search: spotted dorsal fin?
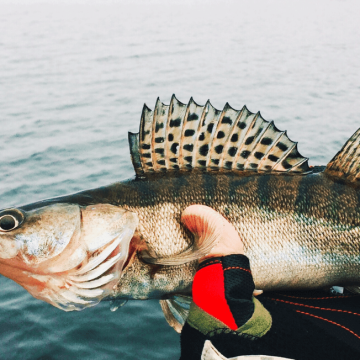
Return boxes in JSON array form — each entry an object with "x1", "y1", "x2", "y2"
[
  {"x1": 129, "y1": 95, "x2": 311, "y2": 177},
  {"x1": 325, "y1": 128, "x2": 360, "y2": 184}
]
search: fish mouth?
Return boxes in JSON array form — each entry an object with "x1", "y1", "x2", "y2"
[{"x1": 17, "y1": 204, "x2": 139, "y2": 311}]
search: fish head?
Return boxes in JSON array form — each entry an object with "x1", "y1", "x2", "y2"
[{"x1": 0, "y1": 203, "x2": 138, "y2": 311}]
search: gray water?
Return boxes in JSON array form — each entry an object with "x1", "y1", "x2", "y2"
[{"x1": 0, "y1": 0, "x2": 359, "y2": 359}]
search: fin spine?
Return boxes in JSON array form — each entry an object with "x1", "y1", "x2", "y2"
[
  {"x1": 128, "y1": 132, "x2": 144, "y2": 177},
  {"x1": 139, "y1": 104, "x2": 155, "y2": 173}
]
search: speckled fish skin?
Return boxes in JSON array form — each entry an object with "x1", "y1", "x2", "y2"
[
  {"x1": 113, "y1": 171, "x2": 360, "y2": 299},
  {"x1": 26, "y1": 168, "x2": 359, "y2": 300}
]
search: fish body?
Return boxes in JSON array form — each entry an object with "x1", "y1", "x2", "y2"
[
  {"x1": 67, "y1": 169, "x2": 360, "y2": 300},
  {"x1": 1, "y1": 96, "x2": 360, "y2": 327}
]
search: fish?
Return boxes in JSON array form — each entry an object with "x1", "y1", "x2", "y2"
[{"x1": 1, "y1": 95, "x2": 360, "y2": 332}]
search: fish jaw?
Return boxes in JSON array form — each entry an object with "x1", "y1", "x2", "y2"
[{"x1": 0, "y1": 203, "x2": 139, "y2": 311}]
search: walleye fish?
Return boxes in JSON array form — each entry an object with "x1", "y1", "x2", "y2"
[{"x1": 1, "y1": 95, "x2": 360, "y2": 332}]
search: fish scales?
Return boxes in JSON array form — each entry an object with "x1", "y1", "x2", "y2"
[
  {"x1": 77, "y1": 170, "x2": 360, "y2": 299},
  {"x1": 1, "y1": 96, "x2": 360, "y2": 324}
]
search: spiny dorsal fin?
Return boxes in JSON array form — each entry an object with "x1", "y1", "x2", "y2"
[
  {"x1": 129, "y1": 95, "x2": 311, "y2": 177},
  {"x1": 325, "y1": 128, "x2": 360, "y2": 184}
]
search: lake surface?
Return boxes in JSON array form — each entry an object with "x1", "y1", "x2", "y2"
[{"x1": 0, "y1": 0, "x2": 359, "y2": 359}]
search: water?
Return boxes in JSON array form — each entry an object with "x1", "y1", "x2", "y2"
[{"x1": 0, "y1": 0, "x2": 359, "y2": 358}]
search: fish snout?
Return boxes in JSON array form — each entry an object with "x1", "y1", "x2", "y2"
[{"x1": 0, "y1": 204, "x2": 80, "y2": 268}]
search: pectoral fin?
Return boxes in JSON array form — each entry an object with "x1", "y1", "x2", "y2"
[
  {"x1": 141, "y1": 205, "x2": 225, "y2": 265},
  {"x1": 160, "y1": 295, "x2": 192, "y2": 333}
]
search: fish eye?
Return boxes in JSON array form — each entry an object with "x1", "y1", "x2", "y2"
[
  {"x1": 0, "y1": 209, "x2": 24, "y2": 232},
  {"x1": 0, "y1": 215, "x2": 18, "y2": 231}
]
